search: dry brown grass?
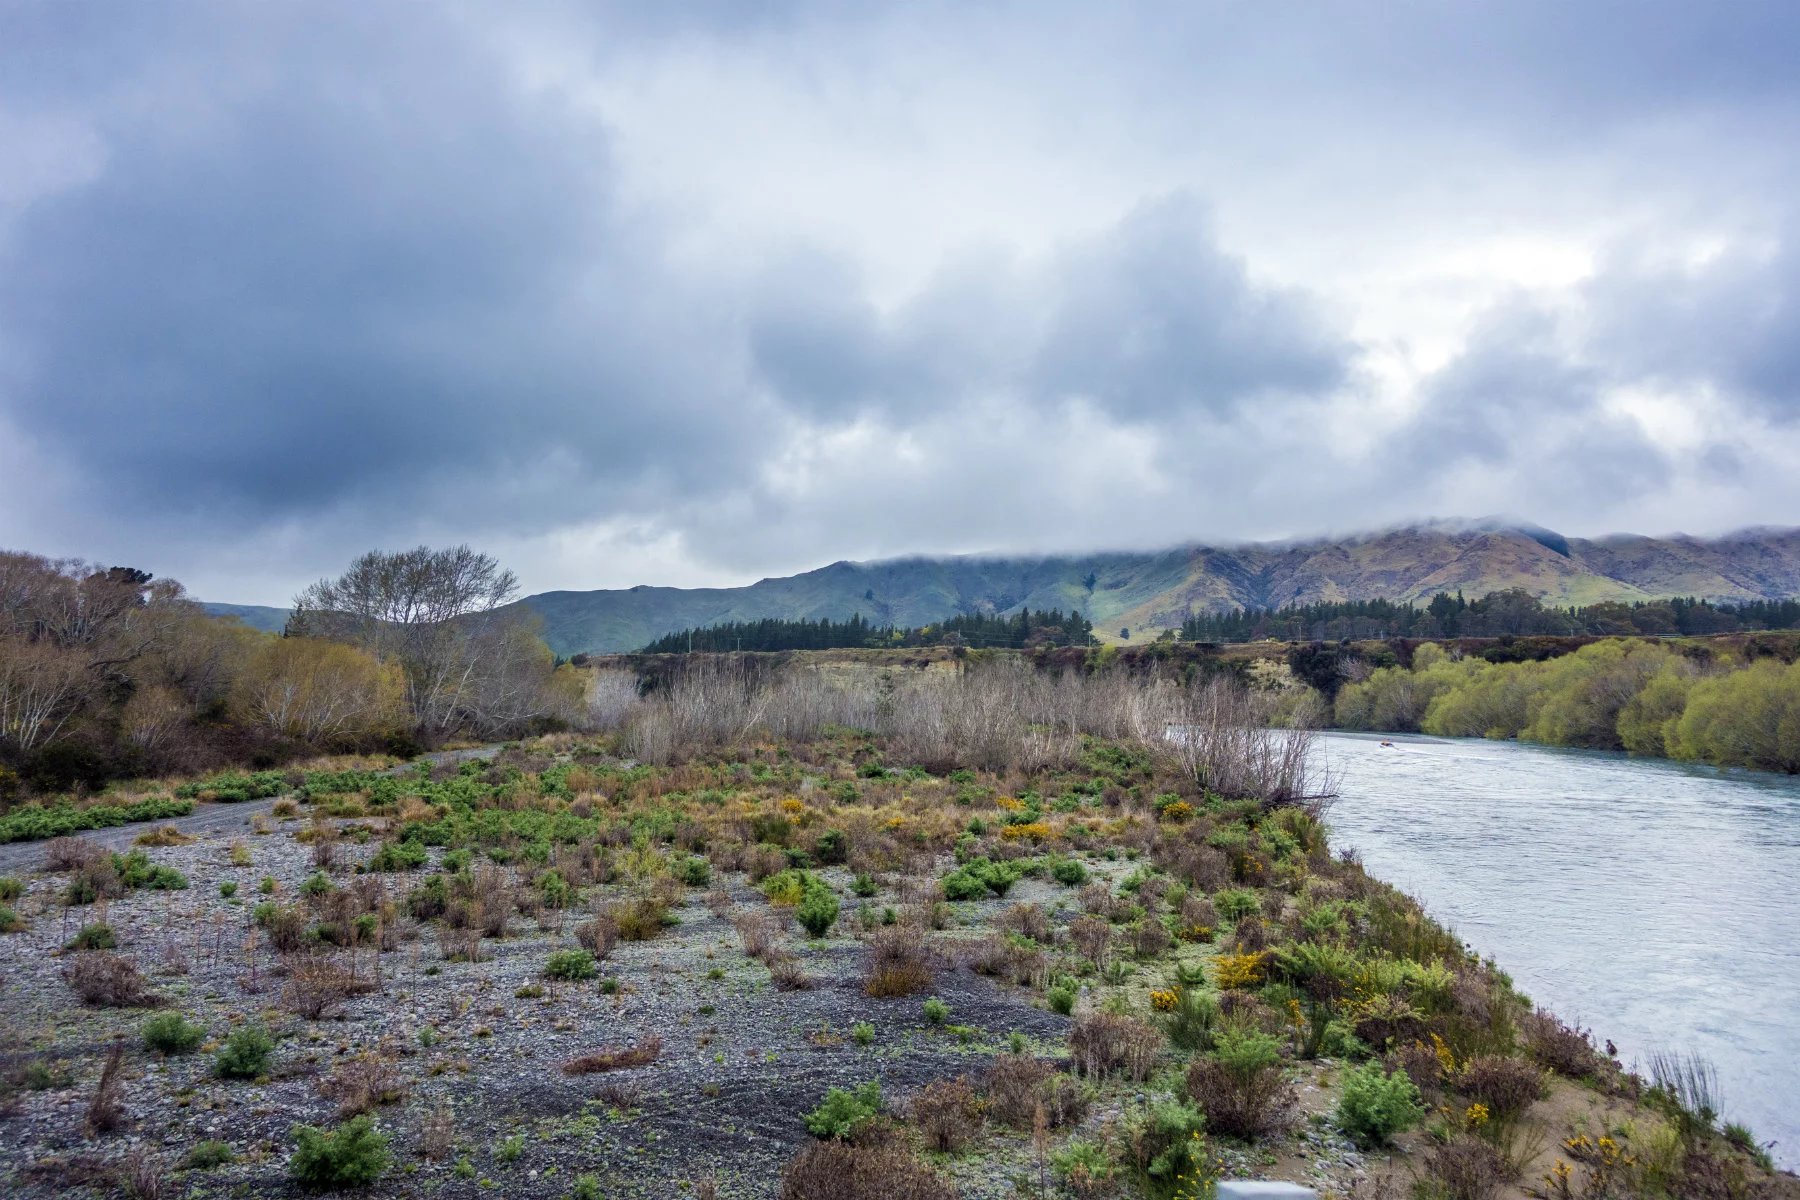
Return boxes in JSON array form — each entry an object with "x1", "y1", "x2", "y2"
[
  {"x1": 562, "y1": 1034, "x2": 663, "y2": 1075},
  {"x1": 319, "y1": 1048, "x2": 408, "y2": 1117},
  {"x1": 573, "y1": 912, "x2": 619, "y2": 960},
  {"x1": 281, "y1": 956, "x2": 375, "y2": 1020},
  {"x1": 64, "y1": 952, "x2": 160, "y2": 1008},
  {"x1": 1184, "y1": 1051, "x2": 1296, "y2": 1141},
  {"x1": 132, "y1": 825, "x2": 193, "y2": 847},
  {"x1": 766, "y1": 950, "x2": 812, "y2": 991},
  {"x1": 908, "y1": 1076, "x2": 983, "y2": 1152},
  {"x1": 733, "y1": 910, "x2": 782, "y2": 960},
  {"x1": 46, "y1": 835, "x2": 105, "y2": 871},
  {"x1": 779, "y1": 1129, "x2": 957, "y2": 1200},
  {"x1": 1067, "y1": 1012, "x2": 1160, "y2": 1081},
  {"x1": 979, "y1": 1054, "x2": 1086, "y2": 1131},
  {"x1": 86, "y1": 1042, "x2": 128, "y2": 1133},
  {"x1": 863, "y1": 926, "x2": 934, "y2": 997}
]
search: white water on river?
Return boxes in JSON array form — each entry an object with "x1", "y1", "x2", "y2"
[{"x1": 1321, "y1": 732, "x2": 1800, "y2": 1168}]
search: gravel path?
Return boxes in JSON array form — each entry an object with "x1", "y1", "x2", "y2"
[{"x1": 0, "y1": 746, "x2": 500, "y2": 875}]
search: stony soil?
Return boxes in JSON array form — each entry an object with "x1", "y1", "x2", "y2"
[{"x1": 0, "y1": 789, "x2": 1396, "y2": 1199}]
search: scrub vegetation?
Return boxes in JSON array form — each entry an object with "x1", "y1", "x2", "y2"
[
  {"x1": 0, "y1": 547, "x2": 586, "y2": 808},
  {"x1": 1334, "y1": 639, "x2": 1800, "y2": 772},
  {"x1": 0, "y1": 655, "x2": 1789, "y2": 1199}
]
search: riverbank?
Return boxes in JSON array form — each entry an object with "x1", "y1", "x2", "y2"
[
  {"x1": 1324, "y1": 731, "x2": 1800, "y2": 1171},
  {"x1": 1, "y1": 731, "x2": 1792, "y2": 1199}
]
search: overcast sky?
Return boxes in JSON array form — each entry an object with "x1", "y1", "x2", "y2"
[{"x1": 2, "y1": 2, "x2": 1797, "y2": 604}]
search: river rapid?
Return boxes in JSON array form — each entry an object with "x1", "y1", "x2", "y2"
[{"x1": 1320, "y1": 732, "x2": 1800, "y2": 1168}]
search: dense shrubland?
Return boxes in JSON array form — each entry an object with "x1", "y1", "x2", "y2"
[
  {"x1": 1335, "y1": 639, "x2": 1800, "y2": 771},
  {"x1": 0, "y1": 547, "x2": 583, "y2": 800}
]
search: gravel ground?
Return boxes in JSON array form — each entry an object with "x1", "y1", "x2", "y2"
[{"x1": 0, "y1": 809, "x2": 1100, "y2": 1199}]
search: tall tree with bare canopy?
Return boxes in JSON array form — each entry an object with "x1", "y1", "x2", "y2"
[{"x1": 290, "y1": 546, "x2": 554, "y2": 738}]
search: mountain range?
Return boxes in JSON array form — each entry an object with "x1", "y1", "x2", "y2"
[{"x1": 204, "y1": 521, "x2": 1800, "y2": 657}]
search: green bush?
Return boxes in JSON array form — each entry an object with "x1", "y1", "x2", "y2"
[
  {"x1": 1161, "y1": 986, "x2": 1221, "y2": 1052},
  {"x1": 142, "y1": 1011, "x2": 205, "y2": 1054},
  {"x1": 219, "y1": 880, "x2": 238, "y2": 898},
  {"x1": 367, "y1": 840, "x2": 428, "y2": 872},
  {"x1": 68, "y1": 922, "x2": 116, "y2": 950},
  {"x1": 544, "y1": 949, "x2": 598, "y2": 981},
  {"x1": 537, "y1": 869, "x2": 572, "y2": 909},
  {"x1": 796, "y1": 884, "x2": 840, "y2": 938},
  {"x1": 1212, "y1": 888, "x2": 1260, "y2": 921},
  {"x1": 760, "y1": 868, "x2": 813, "y2": 905},
  {"x1": 803, "y1": 1080, "x2": 883, "y2": 1140},
  {"x1": 922, "y1": 996, "x2": 949, "y2": 1024},
  {"x1": 851, "y1": 872, "x2": 878, "y2": 898},
  {"x1": 290, "y1": 1114, "x2": 390, "y2": 1189},
  {"x1": 215, "y1": 1023, "x2": 275, "y2": 1079},
  {"x1": 1122, "y1": 1095, "x2": 1210, "y2": 1198},
  {"x1": 0, "y1": 904, "x2": 22, "y2": 933},
  {"x1": 942, "y1": 856, "x2": 1026, "y2": 901},
  {"x1": 677, "y1": 855, "x2": 711, "y2": 887},
  {"x1": 1047, "y1": 982, "x2": 1078, "y2": 1015},
  {"x1": 1053, "y1": 1139, "x2": 1117, "y2": 1191},
  {"x1": 1336, "y1": 1060, "x2": 1425, "y2": 1148},
  {"x1": 112, "y1": 849, "x2": 187, "y2": 890},
  {"x1": 852, "y1": 1021, "x2": 875, "y2": 1046},
  {"x1": 182, "y1": 1140, "x2": 236, "y2": 1169},
  {"x1": 0, "y1": 795, "x2": 193, "y2": 844},
  {"x1": 0, "y1": 876, "x2": 22, "y2": 902},
  {"x1": 814, "y1": 828, "x2": 848, "y2": 865},
  {"x1": 941, "y1": 867, "x2": 989, "y2": 901},
  {"x1": 1050, "y1": 858, "x2": 1089, "y2": 886}
]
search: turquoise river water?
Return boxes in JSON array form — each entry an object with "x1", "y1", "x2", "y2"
[{"x1": 1320, "y1": 732, "x2": 1800, "y2": 1168}]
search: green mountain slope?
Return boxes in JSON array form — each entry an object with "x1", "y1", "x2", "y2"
[
  {"x1": 203, "y1": 522, "x2": 1800, "y2": 657},
  {"x1": 512, "y1": 522, "x2": 1800, "y2": 656}
]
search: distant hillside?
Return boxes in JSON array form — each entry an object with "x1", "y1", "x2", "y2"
[
  {"x1": 202, "y1": 522, "x2": 1800, "y2": 657},
  {"x1": 510, "y1": 522, "x2": 1800, "y2": 656},
  {"x1": 201, "y1": 602, "x2": 289, "y2": 633}
]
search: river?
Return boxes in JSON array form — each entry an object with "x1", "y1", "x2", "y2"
[{"x1": 1320, "y1": 732, "x2": 1800, "y2": 1168}]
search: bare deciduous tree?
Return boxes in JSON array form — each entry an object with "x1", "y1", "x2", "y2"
[{"x1": 291, "y1": 545, "x2": 563, "y2": 738}]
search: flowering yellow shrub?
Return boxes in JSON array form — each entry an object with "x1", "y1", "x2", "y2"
[
  {"x1": 1159, "y1": 800, "x2": 1195, "y2": 821},
  {"x1": 1178, "y1": 924, "x2": 1214, "y2": 943},
  {"x1": 1430, "y1": 1032, "x2": 1458, "y2": 1078},
  {"x1": 1212, "y1": 950, "x2": 1266, "y2": 989},
  {"x1": 780, "y1": 797, "x2": 805, "y2": 815},
  {"x1": 995, "y1": 796, "x2": 1025, "y2": 812},
  {"x1": 999, "y1": 821, "x2": 1054, "y2": 842},
  {"x1": 1150, "y1": 988, "x2": 1179, "y2": 1012}
]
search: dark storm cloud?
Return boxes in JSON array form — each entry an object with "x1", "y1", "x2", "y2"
[
  {"x1": 1030, "y1": 197, "x2": 1346, "y2": 418},
  {"x1": 1398, "y1": 299, "x2": 1675, "y2": 509},
  {"x1": 0, "y1": 4, "x2": 773, "y2": 530},
  {"x1": 1579, "y1": 238, "x2": 1800, "y2": 420},
  {"x1": 747, "y1": 196, "x2": 1347, "y2": 424}
]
